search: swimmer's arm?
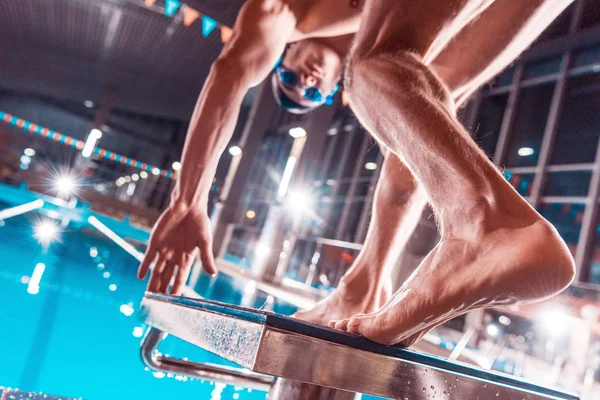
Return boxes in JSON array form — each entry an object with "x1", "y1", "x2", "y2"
[{"x1": 172, "y1": 0, "x2": 296, "y2": 209}]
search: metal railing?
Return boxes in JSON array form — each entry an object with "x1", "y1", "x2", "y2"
[{"x1": 140, "y1": 328, "x2": 274, "y2": 391}]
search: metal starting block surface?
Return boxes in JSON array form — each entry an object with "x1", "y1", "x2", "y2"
[{"x1": 141, "y1": 293, "x2": 578, "y2": 400}]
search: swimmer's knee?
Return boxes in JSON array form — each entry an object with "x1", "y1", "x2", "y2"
[{"x1": 346, "y1": 50, "x2": 454, "y2": 113}]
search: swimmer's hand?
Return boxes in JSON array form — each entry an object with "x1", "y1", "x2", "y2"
[{"x1": 138, "y1": 201, "x2": 216, "y2": 295}]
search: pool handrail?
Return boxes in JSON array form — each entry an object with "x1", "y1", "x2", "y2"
[{"x1": 140, "y1": 328, "x2": 274, "y2": 391}]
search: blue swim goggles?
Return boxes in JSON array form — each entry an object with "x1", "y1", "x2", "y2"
[{"x1": 275, "y1": 66, "x2": 339, "y2": 105}]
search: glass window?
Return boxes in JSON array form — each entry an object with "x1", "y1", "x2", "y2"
[
  {"x1": 340, "y1": 132, "x2": 366, "y2": 178},
  {"x1": 589, "y1": 222, "x2": 600, "y2": 284},
  {"x1": 542, "y1": 171, "x2": 592, "y2": 196},
  {"x1": 360, "y1": 141, "x2": 381, "y2": 177},
  {"x1": 581, "y1": 0, "x2": 600, "y2": 30},
  {"x1": 505, "y1": 83, "x2": 556, "y2": 167},
  {"x1": 551, "y1": 73, "x2": 600, "y2": 164},
  {"x1": 536, "y1": 4, "x2": 573, "y2": 42},
  {"x1": 341, "y1": 201, "x2": 366, "y2": 242},
  {"x1": 538, "y1": 202, "x2": 585, "y2": 257},
  {"x1": 506, "y1": 172, "x2": 535, "y2": 197},
  {"x1": 356, "y1": 179, "x2": 376, "y2": 197},
  {"x1": 493, "y1": 67, "x2": 515, "y2": 88},
  {"x1": 473, "y1": 94, "x2": 509, "y2": 159},
  {"x1": 572, "y1": 46, "x2": 600, "y2": 70},
  {"x1": 523, "y1": 58, "x2": 561, "y2": 80}
]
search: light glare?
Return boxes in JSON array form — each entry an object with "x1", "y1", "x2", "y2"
[
  {"x1": 133, "y1": 326, "x2": 144, "y2": 337},
  {"x1": 82, "y1": 129, "x2": 103, "y2": 158},
  {"x1": 277, "y1": 156, "x2": 297, "y2": 197},
  {"x1": 152, "y1": 167, "x2": 161, "y2": 176},
  {"x1": 172, "y1": 161, "x2": 182, "y2": 171},
  {"x1": 140, "y1": 171, "x2": 148, "y2": 179},
  {"x1": 518, "y1": 147, "x2": 534, "y2": 157},
  {"x1": 120, "y1": 303, "x2": 134, "y2": 317},
  {"x1": 109, "y1": 284, "x2": 117, "y2": 291},
  {"x1": 246, "y1": 210, "x2": 256, "y2": 219},
  {"x1": 228, "y1": 146, "x2": 242, "y2": 157},
  {"x1": 55, "y1": 174, "x2": 77, "y2": 196},
  {"x1": 289, "y1": 127, "x2": 307, "y2": 138},
  {"x1": 35, "y1": 221, "x2": 59, "y2": 244},
  {"x1": 24, "y1": 148, "x2": 36, "y2": 157},
  {"x1": 486, "y1": 324, "x2": 500, "y2": 337},
  {"x1": 365, "y1": 162, "x2": 378, "y2": 170}
]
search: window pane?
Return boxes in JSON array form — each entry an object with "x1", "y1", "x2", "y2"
[
  {"x1": 356, "y1": 179, "x2": 375, "y2": 197},
  {"x1": 506, "y1": 172, "x2": 535, "y2": 196},
  {"x1": 589, "y1": 222, "x2": 600, "y2": 284},
  {"x1": 582, "y1": 0, "x2": 600, "y2": 30},
  {"x1": 523, "y1": 58, "x2": 561, "y2": 80},
  {"x1": 360, "y1": 141, "x2": 380, "y2": 177},
  {"x1": 538, "y1": 203, "x2": 585, "y2": 257},
  {"x1": 340, "y1": 132, "x2": 365, "y2": 178},
  {"x1": 342, "y1": 201, "x2": 366, "y2": 242},
  {"x1": 551, "y1": 73, "x2": 600, "y2": 164},
  {"x1": 505, "y1": 83, "x2": 555, "y2": 167},
  {"x1": 572, "y1": 46, "x2": 600, "y2": 69},
  {"x1": 542, "y1": 171, "x2": 592, "y2": 196},
  {"x1": 493, "y1": 67, "x2": 515, "y2": 88},
  {"x1": 473, "y1": 94, "x2": 509, "y2": 159}
]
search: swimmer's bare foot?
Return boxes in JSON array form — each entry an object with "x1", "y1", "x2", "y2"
[
  {"x1": 293, "y1": 266, "x2": 392, "y2": 326},
  {"x1": 330, "y1": 211, "x2": 575, "y2": 346}
]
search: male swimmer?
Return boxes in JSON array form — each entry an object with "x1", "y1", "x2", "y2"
[{"x1": 138, "y1": 0, "x2": 576, "y2": 347}]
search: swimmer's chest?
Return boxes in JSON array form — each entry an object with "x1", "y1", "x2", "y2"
[{"x1": 292, "y1": 0, "x2": 364, "y2": 39}]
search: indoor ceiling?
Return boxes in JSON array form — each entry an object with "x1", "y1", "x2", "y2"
[{"x1": 0, "y1": 0, "x2": 246, "y2": 120}]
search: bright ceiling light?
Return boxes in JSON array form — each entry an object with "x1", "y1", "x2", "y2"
[
  {"x1": 24, "y1": 148, "x2": 36, "y2": 157},
  {"x1": 365, "y1": 162, "x2": 377, "y2": 171},
  {"x1": 499, "y1": 315, "x2": 511, "y2": 326},
  {"x1": 285, "y1": 189, "x2": 311, "y2": 214},
  {"x1": 289, "y1": 127, "x2": 307, "y2": 139},
  {"x1": 34, "y1": 221, "x2": 59, "y2": 244},
  {"x1": 82, "y1": 129, "x2": 102, "y2": 158},
  {"x1": 84, "y1": 100, "x2": 95, "y2": 108},
  {"x1": 109, "y1": 284, "x2": 117, "y2": 291},
  {"x1": 228, "y1": 146, "x2": 242, "y2": 157},
  {"x1": 140, "y1": 171, "x2": 148, "y2": 179},
  {"x1": 245, "y1": 210, "x2": 256, "y2": 219},
  {"x1": 131, "y1": 174, "x2": 139, "y2": 182},
  {"x1": 539, "y1": 309, "x2": 570, "y2": 337},
  {"x1": 20, "y1": 155, "x2": 31, "y2": 165},
  {"x1": 172, "y1": 161, "x2": 182, "y2": 171},
  {"x1": 518, "y1": 147, "x2": 534, "y2": 157},
  {"x1": 152, "y1": 167, "x2": 161, "y2": 176}
]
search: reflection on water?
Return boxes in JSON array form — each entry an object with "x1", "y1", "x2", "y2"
[{"x1": 0, "y1": 208, "x2": 276, "y2": 399}]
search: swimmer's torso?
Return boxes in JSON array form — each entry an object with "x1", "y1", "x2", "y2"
[{"x1": 288, "y1": 0, "x2": 364, "y2": 40}]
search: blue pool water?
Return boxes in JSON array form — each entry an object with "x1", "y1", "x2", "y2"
[{"x1": 0, "y1": 208, "x2": 383, "y2": 399}]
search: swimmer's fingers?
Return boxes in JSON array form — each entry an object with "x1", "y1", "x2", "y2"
[
  {"x1": 198, "y1": 234, "x2": 217, "y2": 276},
  {"x1": 138, "y1": 242, "x2": 158, "y2": 279},
  {"x1": 159, "y1": 261, "x2": 176, "y2": 293},
  {"x1": 170, "y1": 252, "x2": 194, "y2": 295},
  {"x1": 147, "y1": 255, "x2": 167, "y2": 292}
]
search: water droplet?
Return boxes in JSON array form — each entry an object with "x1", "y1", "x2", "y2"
[
  {"x1": 431, "y1": 385, "x2": 435, "y2": 390},
  {"x1": 484, "y1": 383, "x2": 487, "y2": 388},
  {"x1": 423, "y1": 387, "x2": 426, "y2": 391},
  {"x1": 443, "y1": 391, "x2": 447, "y2": 395},
  {"x1": 496, "y1": 393, "x2": 499, "y2": 397}
]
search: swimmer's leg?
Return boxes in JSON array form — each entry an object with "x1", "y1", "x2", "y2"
[{"x1": 330, "y1": 0, "x2": 575, "y2": 346}]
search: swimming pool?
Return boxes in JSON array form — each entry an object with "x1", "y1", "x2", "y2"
[{"x1": 0, "y1": 202, "x2": 386, "y2": 399}]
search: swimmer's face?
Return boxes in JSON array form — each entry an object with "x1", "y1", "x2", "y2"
[{"x1": 277, "y1": 39, "x2": 343, "y2": 107}]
